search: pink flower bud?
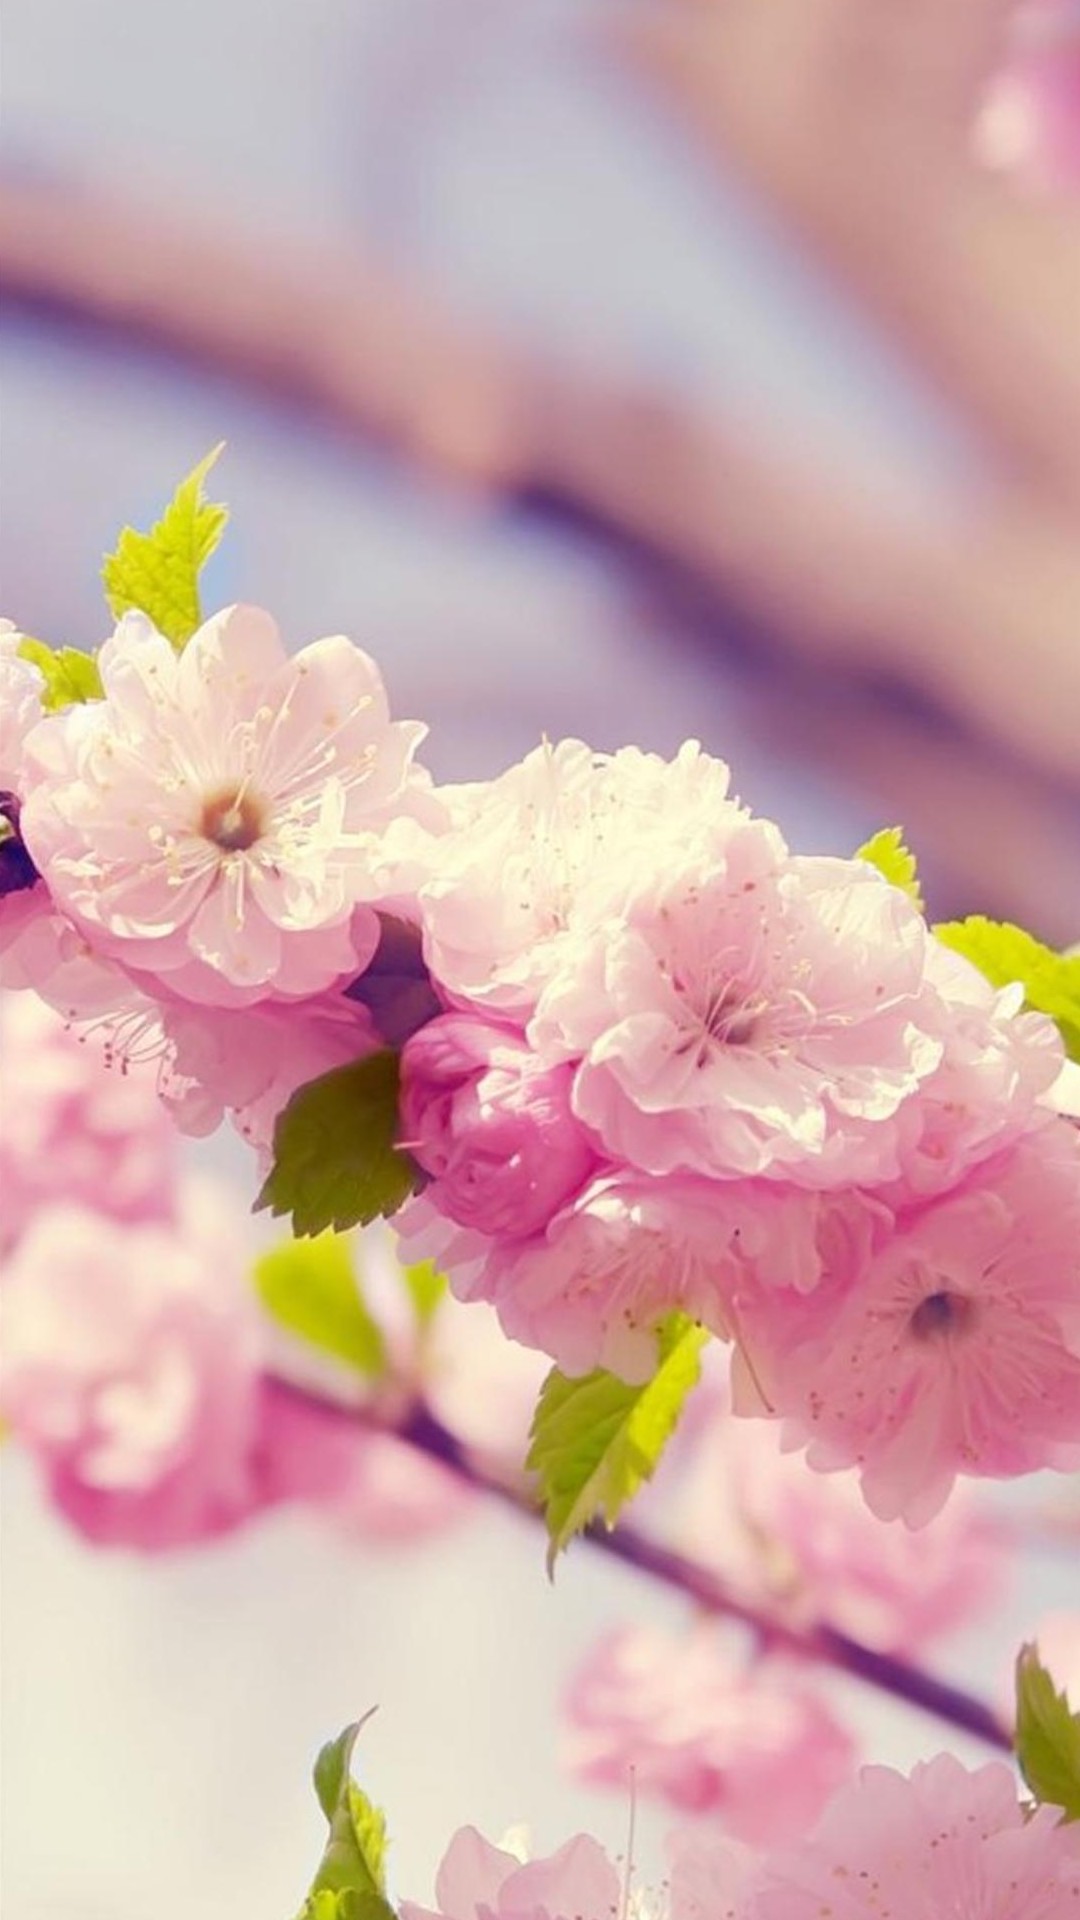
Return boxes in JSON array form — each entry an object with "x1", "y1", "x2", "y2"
[{"x1": 400, "y1": 1013, "x2": 597, "y2": 1238}]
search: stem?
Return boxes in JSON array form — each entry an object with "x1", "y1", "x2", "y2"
[{"x1": 280, "y1": 1380, "x2": 1013, "y2": 1755}]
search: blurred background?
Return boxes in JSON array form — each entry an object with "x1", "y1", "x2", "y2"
[{"x1": 3, "y1": 1, "x2": 1080, "y2": 1914}]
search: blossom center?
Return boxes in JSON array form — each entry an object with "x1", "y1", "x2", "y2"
[
  {"x1": 0, "y1": 791, "x2": 40, "y2": 897},
  {"x1": 704, "y1": 982, "x2": 760, "y2": 1047},
  {"x1": 909, "y1": 1288, "x2": 977, "y2": 1344},
  {"x1": 199, "y1": 787, "x2": 266, "y2": 853}
]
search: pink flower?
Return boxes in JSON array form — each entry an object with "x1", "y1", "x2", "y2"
[
  {"x1": 0, "y1": 988, "x2": 177, "y2": 1253},
  {"x1": 417, "y1": 738, "x2": 742, "y2": 1017},
  {"x1": 399, "y1": 1828, "x2": 623, "y2": 1920},
  {"x1": 564, "y1": 1625, "x2": 856, "y2": 1845},
  {"x1": 732, "y1": 1124, "x2": 1080, "y2": 1525},
  {"x1": 661, "y1": 1380, "x2": 1003, "y2": 1653},
  {"x1": 21, "y1": 605, "x2": 425, "y2": 1007},
  {"x1": 885, "y1": 940, "x2": 1064, "y2": 1202},
  {"x1": 533, "y1": 840, "x2": 946, "y2": 1188},
  {"x1": 400, "y1": 1012, "x2": 598, "y2": 1237},
  {"x1": 667, "y1": 1833, "x2": 756, "y2": 1920},
  {"x1": 752, "y1": 1753, "x2": 1080, "y2": 1919},
  {"x1": 405, "y1": 1170, "x2": 821, "y2": 1382},
  {"x1": 0, "y1": 1177, "x2": 264, "y2": 1548},
  {"x1": 153, "y1": 989, "x2": 379, "y2": 1157}
]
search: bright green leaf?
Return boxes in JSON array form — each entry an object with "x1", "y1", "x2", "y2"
[
  {"x1": 301, "y1": 1893, "x2": 343, "y2": 1919},
  {"x1": 934, "y1": 916, "x2": 1080, "y2": 1062},
  {"x1": 1015, "y1": 1643, "x2": 1080, "y2": 1821},
  {"x1": 300, "y1": 1894, "x2": 389, "y2": 1920},
  {"x1": 101, "y1": 444, "x2": 229, "y2": 649},
  {"x1": 254, "y1": 1231, "x2": 387, "y2": 1379},
  {"x1": 256, "y1": 1051, "x2": 419, "y2": 1238},
  {"x1": 297, "y1": 1718, "x2": 395, "y2": 1920},
  {"x1": 527, "y1": 1315, "x2": 709, "y2": 1572},
  {"x1": 17, "y1": 636, "x2": 103, "y2": 710},
  {"x1": 855, "y1": 826, "x2": 922, "y2": 910}
]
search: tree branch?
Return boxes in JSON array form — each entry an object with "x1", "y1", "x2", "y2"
[{"x1": 275, "y1": 1378, "x2": 1013, "y2": 1754}]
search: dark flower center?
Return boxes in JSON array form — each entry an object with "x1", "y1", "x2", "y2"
[
  {"x1": 909, "y1": 1289, "x2": 976, "y2": 1344},
  {"x1": 0, "y1": 791, "x2": 40, "y2": 898},
  {"x1": 199, "y1": 787, "x2": 266, "y2": 853}
]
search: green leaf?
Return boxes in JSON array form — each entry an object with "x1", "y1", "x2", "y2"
[
  {"x1": 256, "y1": 1051, "x2": 419, "y2": 1238},
  {"x1": 17, "y1": 636, "x2": 103, "y2": 710},
  {"x1": 301, "y1": 1895, "x2": 392, "y2": 1920},
  {"x1": 101, "y1": 444, "x2": 229, "y2": 649},
  {"x1": 1015, "y1": 1643, "x2": 1080, "y2": 1821},
  {"x1": 856, "y1": 826, "x2": 922, "y2": 910},
  {"x1": 934, "y1": 916, "x2": 1080, "y2": 1062},
  {"x1": 527, "y1": 1315, "x2": 709, "y2": 1572},
  {"x1": 297, "y1": 1718, "x2": 395, "y2": 1920},
  {"x1": 254, "y1": 1231, "x2": 387, "y2": 1379}
]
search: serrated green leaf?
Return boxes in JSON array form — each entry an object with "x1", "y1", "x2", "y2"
[
  {"x1": 299, "y1": 1719, "x2": 395, "y2": 1920},
  {"x1": 101, "y1": 444, "x2": 228, "y2": 649},
  {"x1": 17, "y1": 636, "x2": 103, "y2": 710},
  {"x1": 856, "y1": 826, "x2": 922, "y2": 910},
  {"x1": 527, "y1": 1315, "x2": 708, "y2": 1573},
  {"x1": 254, "y1": 1231, "x2": 387, "y2": 1379},
  {"x1": 1015, "y1": 1643, "x2": 1080, "y2": 1821},
  {"x1": 934, "y1": 916, "x2": 1080, "y2": 1062},
  {"x1": 256, "y1": 1051, "x2": 419, "y2": 1238}
]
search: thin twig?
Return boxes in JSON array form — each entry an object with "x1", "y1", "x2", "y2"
[{"x1": 275, "y1": 1378, "x2": 1013, "y2": 1754}]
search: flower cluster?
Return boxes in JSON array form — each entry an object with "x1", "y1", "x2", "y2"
[
  {"x1": 6, "y1": 594, "x2": 1080, "y2": 1526},
  {"x1": 402, "y1": 1754, "x2": 1080, "y2": 1919},
  {"x1": 394, "y1": 744, "x2": 1080, "y2": 1525}
]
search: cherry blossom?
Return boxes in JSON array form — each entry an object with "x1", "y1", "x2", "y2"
[
  {"x1": 399, "y1": 1827, "x2": 623, "y2": 1920},
  {"x1": 731, "y1": 1123, "x2": 1080, "y2": 1524},
  {"x1": 649, "y1": 1367, "x2": 1003, "y2": 1654},
  {"x1": 404, "y1": 1170, "x2": 821, "y2": 1382},
  {"x1": 564, "y1": 1624, "x2": 856, "y2": 1844},
  {"x1": 400, "y1": 1011, "x2": 598, "y2": 1238},
  {"x1": 416, "y1": 737, "x2": 742, "y2": 1017},
  {"x1": 750, "y1": 1754, "x2": 1080, "y2": 1919},
  {"x1": 20, "y1": 605, "x2": 426, "y2": 1007},
  {"x1": 154, "y1": 989, "x2": 379, "y2": 1157},
  {"x1": 532, "y1": 842, "x2": 947, "y2": 1188}
]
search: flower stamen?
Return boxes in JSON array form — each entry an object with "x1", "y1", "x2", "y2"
[{"x1": 199, "y1": 786, "x2": 266, "y2": 853}]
